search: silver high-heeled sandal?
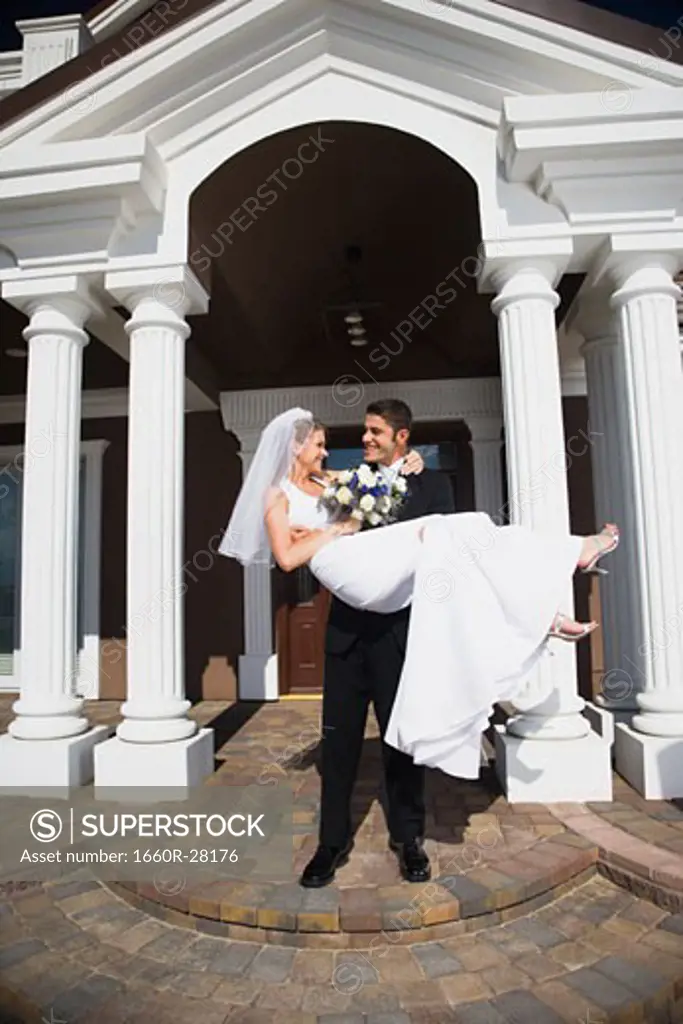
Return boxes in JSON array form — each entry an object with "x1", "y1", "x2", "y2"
[
  {"x1": 548, "y1": 613, "x2": 598, "y2": 643},
  {"x1": 579, "y1": 524, "x2": 620, "y2": 576}
]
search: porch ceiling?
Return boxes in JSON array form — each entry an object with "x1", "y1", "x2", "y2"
[
  {"x1": 188, "y1": 121, "x2": 583, "y2": 392},
  {"x1": 0, "y1": 298, "x2": 130, "y2": 396}
]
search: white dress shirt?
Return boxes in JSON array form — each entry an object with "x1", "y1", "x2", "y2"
[{"x1": 379, "y1": 456, "x2": 405, "y2": 486}]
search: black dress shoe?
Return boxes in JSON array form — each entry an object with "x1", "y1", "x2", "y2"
[
  {"x1": 389, "y1": 837, "x2": 431, "y2": 883},
  {"x1": 299, "y1": 841, "x2": 353, "y2": 888}
]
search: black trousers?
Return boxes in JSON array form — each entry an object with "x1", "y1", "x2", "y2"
[{"x1": 318, "y1": 626, "x2": 425, "y2": 847}]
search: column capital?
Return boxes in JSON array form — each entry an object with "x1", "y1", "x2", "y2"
[
  {"x1": 1, "y1": 274, "x2": 102, "y2": 328},
  {"x1": 105, "y1": 264, "x2": 209, "y2": 319},
  {"x1": 589, "y1": 232, "x2": 683, "y2": 292},
  {"x1": 566, "y1": 288, "x2": 618, "y2": 352},
  {"x1": 609, "y1": 260, "x2": 681, "y2": 308},
  {"x1": 490, "y1": 262, "x2": 560, "y2": 316},
  {"x1": 233, "y1": 427, "x2": 263, "y2": 463},
  {"x1": 467, "y1": 415, "x2": 503, "y2": 444}
]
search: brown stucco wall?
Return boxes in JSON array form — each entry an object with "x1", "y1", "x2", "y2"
[
  {"x1": 183, "y1": 411, "x2": 243, "y2": 702},
  {"x1": 563, "y1": 396, "x2": 601, "y2": 702}
]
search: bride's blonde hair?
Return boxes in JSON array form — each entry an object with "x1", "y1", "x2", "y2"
[{"x1": 293, "y1": 417, "x2": 326, "y2": 448}]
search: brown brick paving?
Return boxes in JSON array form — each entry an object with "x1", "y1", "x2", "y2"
[
  {"x1": 0, "y1": 873, "x2": 682, "y2": 1021},
  {"x1": 5, "y1": 699, "x2": 683, "y2": 1019}
]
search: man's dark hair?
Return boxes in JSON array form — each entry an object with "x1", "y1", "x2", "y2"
[{"x1": 366, "y1": 398, "x2": 413, "y2": 436}]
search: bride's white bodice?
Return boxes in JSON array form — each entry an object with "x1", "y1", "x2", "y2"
[{"x1": 279, "y1": 478, "x2": 331, "y2": 530}]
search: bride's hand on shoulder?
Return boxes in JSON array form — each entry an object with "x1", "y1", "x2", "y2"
[{"x1": 402, "y1": 449, "x2": 424, "y2": 476}]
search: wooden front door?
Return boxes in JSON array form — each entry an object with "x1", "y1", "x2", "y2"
[{"x1": 276, "y1": 566, "x2": 330, "y2": 694}]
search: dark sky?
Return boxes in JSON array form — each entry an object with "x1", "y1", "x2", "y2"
[{"x1": 0, "y1": 0, "x2": 678, "y2": 52}]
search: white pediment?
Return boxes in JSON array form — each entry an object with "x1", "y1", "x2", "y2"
[
  {"x1": 0, "y1": 0, "x2": 677, "y2": 155},
  {"x1": 1, "y1": 0, "x2": 682, "y2": 278}
]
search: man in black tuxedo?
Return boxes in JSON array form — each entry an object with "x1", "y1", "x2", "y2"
[{"x1": 300, "y1": 398, "x2": 456, "y2": 888}]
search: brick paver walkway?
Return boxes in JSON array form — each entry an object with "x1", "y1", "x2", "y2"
[
  {"x1": 2, "y1": 871, "x2": 683, "y2": 1022},
  {"x1": 588, "y1": 776, "x2": 683, "y2": 854},
  {"x1": 3, "y1": 698, "x2": 683, "y2": 1020}
]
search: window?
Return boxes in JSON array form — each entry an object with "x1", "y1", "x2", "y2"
[
  {"x1": 0, "y1": 440, "x2": 108, "y2": 695},
  {"x1": 325, "y1": 443, "x2": 458, "y2": 471}
]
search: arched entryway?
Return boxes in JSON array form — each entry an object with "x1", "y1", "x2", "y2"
[
  {"x1": 185, "y1": 120, "x2": 505, "y2": 699},
  {"x1": 183, "y1": 120, "x2": 594, "y2": 704}
]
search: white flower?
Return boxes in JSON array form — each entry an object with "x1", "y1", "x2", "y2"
[
  {"x1": 338, "y1": 470, "x2": 352, "y2": 484},
  {"x1": 368, "y1": 512, "x2": 382, "y2": 526},
  {"x1": 357, "y1": 464, "x2": 375, "y2": 486},
  {"x1": 350, "y1": 509, "x2": 364, "y2": 520},
  {"x1": 359, "y1": 494, "x2": 375, "y2": 512},
  {"x1": 394, "y1": 477, "x2": 408, "y2": 493},
  {"x1": 377, "y1": 496, "x2": 391, "y2": 513},
  {"x1": 336, "y1": 486, "x2": 353, "y2": 506},
  {"x1": 323, "y1": 486, "x2": 337, "y2": 500}
]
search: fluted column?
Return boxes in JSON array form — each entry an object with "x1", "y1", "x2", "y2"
[
  {"x1": 492, "y1": 264, "x2": 588, "y2": 742},
  {"x1": 610, "y1": 262, "x2": 683, "y2": 736},
  {"x1": 237, "y1": 431, "x2": 278, "y2": 701},
  {"x1": 0, "y1": 278, "x2": 111, "y2": 790},
  {"x1": 468, "y1": 416, "x2": 504, "y2": 521},
  {"x1": 576, "y1": 293, "x2": 642, "y2": 713},
  {"x1": 10, "y1": 294, "x2": 90, "y2": 739},
  {"x1": 117, "y1": 293, "x2": 195, "y2": 742},
  {"x1": 489, "y1": 263, "x2": 612, "y2": 801},
  {"x1": 95, "y1": 267, "x2": 212, "y2": 788}
]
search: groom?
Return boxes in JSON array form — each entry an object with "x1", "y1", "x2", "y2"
[{"x1": 300, "y1": 398, "x2": 456, "y2": 887}]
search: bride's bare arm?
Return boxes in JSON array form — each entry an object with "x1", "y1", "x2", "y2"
[{"x1": 264, "y1": 490, "x2": 354, "y2": 573}]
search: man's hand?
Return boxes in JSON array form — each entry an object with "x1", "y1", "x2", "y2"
[{"x1": 402, "y1": 449, "x2": 424, "y2": 475}]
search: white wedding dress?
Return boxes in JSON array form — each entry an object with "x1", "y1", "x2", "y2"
[{"x1": 280, "y1": 478, "x2": 582, "y2": 780}]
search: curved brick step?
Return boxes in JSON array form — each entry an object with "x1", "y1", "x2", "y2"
[
  {"x1": 109, "y1": 831, "x2": 598, "y2": 945},
  {"x1": 549, "y1": 803, "x2": 683, "y2": 914},
  {"x1": 3, "y1": 873, "x2": 683, "y2": 1022}
]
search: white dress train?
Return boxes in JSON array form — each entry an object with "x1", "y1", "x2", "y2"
[{"x1": 282, "y1": 481, "x2": 582, "y2": 780}]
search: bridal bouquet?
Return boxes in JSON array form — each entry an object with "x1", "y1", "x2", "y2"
[{"x1": 320, "y1": 464, "x2": 408, "y2": 528}]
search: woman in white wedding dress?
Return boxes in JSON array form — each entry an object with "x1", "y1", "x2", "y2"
[{"x1": 219, "y1": 408, "x2": 619, "y2": 780}]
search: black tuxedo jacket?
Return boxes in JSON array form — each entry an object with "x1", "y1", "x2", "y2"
[{"x1": 325, "y1": 467, "x2": 456, "y2": 655}]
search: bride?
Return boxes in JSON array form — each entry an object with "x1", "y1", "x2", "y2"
[{"x1": 219, "y1": 407, "x2": 619, "y2": 780}]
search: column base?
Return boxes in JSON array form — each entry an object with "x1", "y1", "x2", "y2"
[
  {"x1": 582, "y1": 702, "x2": 615, "y2": 747},
  {"x1": 614, "y1": 722, "x2": 683, "y2": 798},
  {"x1": 238, "y1": 654, "x2": 278, "y2": 701},
  {"x1": 94, "y1": 728, "x2": 214, "y2": 790},
  {"x1": 0, "y1": 726, "x2": 111, "y2": 794},
  {"x1": 493, "y1": 723, "x2": 613, "y2": 802}
]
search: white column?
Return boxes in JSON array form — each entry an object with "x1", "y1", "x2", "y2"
[
  {"x1": 467, "y1": 416, "x2": 504, "y2": 521},
  {"x1": 0, "y1": 279, "x2": 109, "y2": 789},
  {"x1": 611, "y1": 259, "x2": 683, "y2": 797},
  {"x1": 577, "y1": 294, "x2": 642, "y2": 716},
  {"x1": 490, "y1": 263, "x2": 612, "y2": 802},
  {"x1": 95, "y1": 268, "x2": 213, "y2": 789},
  {"x1": 236, "y1": 433, "x2": 278, "y2": 701}
]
